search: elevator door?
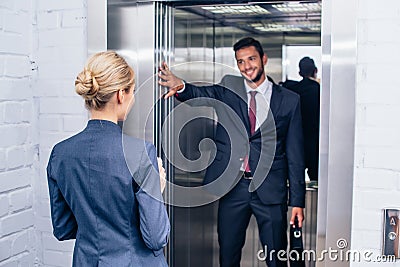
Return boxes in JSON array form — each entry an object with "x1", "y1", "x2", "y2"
[{"x1": 106, "y1": 1, "x2": 321, "y2": 266}]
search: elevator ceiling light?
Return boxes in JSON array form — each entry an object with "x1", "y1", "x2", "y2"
[
  {"x1": 251, "y1": 22, "x2": 320, "y2": 32},
  {"x1": 272, "y1": 2, "x2": 321, "y2": 14},
  {"x1": 201, "y1": 5, "x2": 270, "y2": 15}
]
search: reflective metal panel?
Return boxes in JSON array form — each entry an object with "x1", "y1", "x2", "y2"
[
  {"x1": 88, "y1": 0, "x2": 107, "y2": 55},
  {"x1": 317, "y1": 0, "x2": 357, "y2": 266},
  {"x1": 108, "y1": 2, "x2": 156, "y2": 142}
]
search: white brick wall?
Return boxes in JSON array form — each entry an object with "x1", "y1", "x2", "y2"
[
  {"x1": 0, "y1": 0, "x2": 87, "y2": 266},
  {"x1": 351, "y1": 0, "x2": 400, "y2": 266},
  {"x1": 0, "y1": 0, "x2": 37, "y2": 265},
  {"x1": 34, "y1": 0, "x2": 88, "y2": 265}
]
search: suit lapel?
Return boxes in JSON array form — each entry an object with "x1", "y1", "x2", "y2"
[
  {"x1": 269, "y1": 83, "x2": 283, "y2": 117},
  {"x1": 252, "y1": 83, "x2": 283, "y2": 136},
  {"x1": 237, "y1": 85, "x2": 250, "y2": 135}
]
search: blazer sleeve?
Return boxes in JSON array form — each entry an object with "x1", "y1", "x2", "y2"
[
  {"x1": 285, "y1": 96, "x2": 306, "y2": 208},
  {"x1": 47, "y1": 149, "x2": 78, "y2": 241},
  {"x1": 175, "y1": 82, "x2": 223, "y2": 103},
  {"x1": 135, "y1": 142, "x2": 170, "y2": 256}
]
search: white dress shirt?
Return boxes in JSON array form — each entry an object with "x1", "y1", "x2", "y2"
[{"x1": 244, "y1": 78, "x2": 273, "y2": 132}]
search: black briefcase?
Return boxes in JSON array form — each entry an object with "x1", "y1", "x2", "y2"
[{"x1": 289, "y1": 217, "x2": 306, "y2": 267}]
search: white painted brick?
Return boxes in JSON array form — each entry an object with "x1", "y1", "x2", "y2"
[
  {"x1": 356, "y1": 81, "x2": 400, "y2": 105},
  {"x1": 17, "y1": 253, "x2": 36, "y2": 267},
  {"x1": 0, "y1": 168, "x2": 31, "y2": 193},
  {"x1": 0, "y1": 209, "x2": 33, "y2": 236},
  {"x1": 37, "y1": 11, "x2": 59, "y2": 30},
  {"x1": 39, "y1": 115, "x2": 62, "y2": 132},
  {"x1": 35, "y1": 79, "x2": 65, "y2": 97},
  {"x1": 9, "y1": 188, "x2": 31, "y2": 212},
  {"x1": 62, "y1": 9, "x2": 86, "y2": 28},
  {"x1": 38, "y1": 0, "x2": 84, "y2": 11},
  {"x1": 355, "y1": 104, "x2": 366, "y2": 128},
  {"x1": 0, "y1": 149, "x2": 6, "y2": 170},
  {"x1": 0, "y1": 9, "x2": 4, "y2": 30},
  {"x1": 0, "y1": 1, "x2": 15, "y2": 10},
  {"x1": 37, "y1": 200, "x2": 50, "y2": 218},
  {"x1": 0, "y1": 33, "x2": 29, "y2": 55},
  {"x1": 34, "y1": 217, "x2": 52, "y2": 232},
  {"x1": 354, "y1": 168, "x2": 398, "y2": 190},
  {"x1": 43, "y1": 250, "x2": 73, "y2": 267},
  {"x1": 14, "y1": 1, "x2": 31, "y2": 12},
  {"x1": 21, "y1": 101, "x2": 32, "y2": 123},
  {"x1": 36, "y1": 45, "x2": 86, "y2": 65},
  {"x1": 362, "y1": 64, "x2": 399, "y2": 85},
  {"x1": 365, "y1": 105, "x2": 400, "y2": 128},
  {"x1": 0, "y1": 259, "x2": 20, "y2": 267},
  {"x1": 4, "y1": 102, "x2": 22, "y2": 124},
  {"x1": 11, "y1": 232, "x2": 28, "y2": 255},
  {"x1": 25, "y1": 144, "x2": 38, "y2": 167},
  {"x1": 0, "y1": 125, "x2": 29, "y2": 148},
  {"x1": 26, "y1": 228, "x2": 35, "y2": 250},
  {"x1": 353, "y1": 145, "x2": 365, "y2": 169},
  {"x1": 0, "y1": 194, "x2": 8, "y2": 217},
  {"x1": 0, "y1": 79, "x2": 31, "y2": 101},
  {"x1": 398, "y1": 174, "x2": 400, "y2": 191},
  {"x1": 0, "y1": 103, "x2": 4, "y2": 125},
  {"x1": 4, "y1": 56, "x2": 30, "y2": 78},
  {"x1": 351, "y1": 206, "x2": 381, "y2": 231},
  {"x1": 354, "y1": 189, "x2": 400, "y2": 211},
  {"x1": 63, "y1": 115, "x2": 86, "y2": 132},
  {"x1": 6, "y1": 146, "x2": 25, "y2": 169},
  {"x1": 0, "y1": 238, "x2": 12, "y2": 261},
  {"x1": 39, "y1": 97, "x2": 85, "y2": 114},
  {"x1": 364, "y1": 19, "x2": 400, "y2": 43},
  {"x1": 364, "y1": 147, "x2": 400, "y2": 171},
  {"x1": 39, "y1": 28, "x2": 85, "y2": 47},
  {"x1": 0, "y1": 55, "x2": 4, "y2": 76},
  {"x1": 39, "y1": 60, "x2": 84, "y2": 81},
  {"x1": 358, "y1": 43, "x2": 400, "y2": 64},
  {"x1": 358, "y1": 0, "x2": 400, "y2": 20},
  {"x1": 42, "y1": 233, "x2": 75, "y2": 252},
  {"x1": 350, "y1": 229, "x2": 381, "y2": 250},
  {"x1": 39, "y1": 132, "x2": 73, "y2": 150},
  {"x1": 3, "y1": 12, "x2": 29, "y2": 35},
  {"x1": 355, "y1": 127, "x2": 400, "y2": 148},
  {"x1": 35, "y1": 170, "x2": 50, "y2": 199}
]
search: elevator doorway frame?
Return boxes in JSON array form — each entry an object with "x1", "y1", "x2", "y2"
[{"x1": 87, "y1": 1, "x2": 357, "y2": 266}]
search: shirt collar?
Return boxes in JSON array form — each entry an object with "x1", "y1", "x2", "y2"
[{"x1": 244, "y1": 77, "x2": 272, "y2": 95}]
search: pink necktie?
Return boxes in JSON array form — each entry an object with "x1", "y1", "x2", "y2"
[
  {"x1": 249, "y1": 91, "x2": 257, "y2": 135},
  {"x1": 245, "y1": 91, "x2": 257, "y2": 172}
]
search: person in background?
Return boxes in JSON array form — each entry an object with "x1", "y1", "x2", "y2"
[
  {"x1": 159, "y1": 37, "x2": 305, "y2": 267},
  {"x1": 46, "y1": 51, "x2": 170, "y2": 266},
  {"x1": 282, "y1": 56, "x2": 320, "y2": 182}
]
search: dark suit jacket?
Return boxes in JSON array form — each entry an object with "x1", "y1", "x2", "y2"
[
  {"x1": 47, "y1": 120, "x2": 170, "y2": 267},
  {"x1": 176, "y1": 75, "x2": 305, "y2": 207},
  {"x1": 282, "y1": 78, "x2": 320, "y2": 180}
]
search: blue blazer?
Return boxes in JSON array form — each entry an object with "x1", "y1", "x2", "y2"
[
  {"x1": 47, "y1": 120, "x2": 170, "y2": 266},
  {"x1": 176, "y1": 75, "x2": 305, "y2": 207}
]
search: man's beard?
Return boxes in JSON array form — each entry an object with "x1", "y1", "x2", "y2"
[{"x1": 243, "y1": 65, "x2": 264, "y2": 84}]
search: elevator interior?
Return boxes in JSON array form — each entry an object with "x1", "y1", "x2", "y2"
[{"x1": 103, "y1": 1, "x2": 322, "y2": 266}]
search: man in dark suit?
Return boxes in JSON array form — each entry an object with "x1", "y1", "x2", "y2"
[
  {"x1": 159, "y1": 37, "x2": 305, "y2": 267},
  {"x1": 282, "y1": 57, "x2": 320, "y2": 181}
]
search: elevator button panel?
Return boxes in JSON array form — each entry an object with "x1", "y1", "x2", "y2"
[{"x1": 383, "y1": 208, "x2": 400, "y2": 258}]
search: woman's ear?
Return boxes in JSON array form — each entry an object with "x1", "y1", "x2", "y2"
[{"x1": 117, "y1": 90, "x2": 124, "y2": 104}]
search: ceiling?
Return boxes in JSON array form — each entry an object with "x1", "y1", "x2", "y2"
[{"x1": 173, "y1": 1, "x2": 322, "y2": 51}]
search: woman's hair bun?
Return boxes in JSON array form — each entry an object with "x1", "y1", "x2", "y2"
[{"x1": 75, "y1": 69, "x2": 100, "y2": 100}]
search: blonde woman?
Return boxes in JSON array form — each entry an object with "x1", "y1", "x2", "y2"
[{"x1": 47, "y1": 51, "x2": 169, "y2": 266}]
